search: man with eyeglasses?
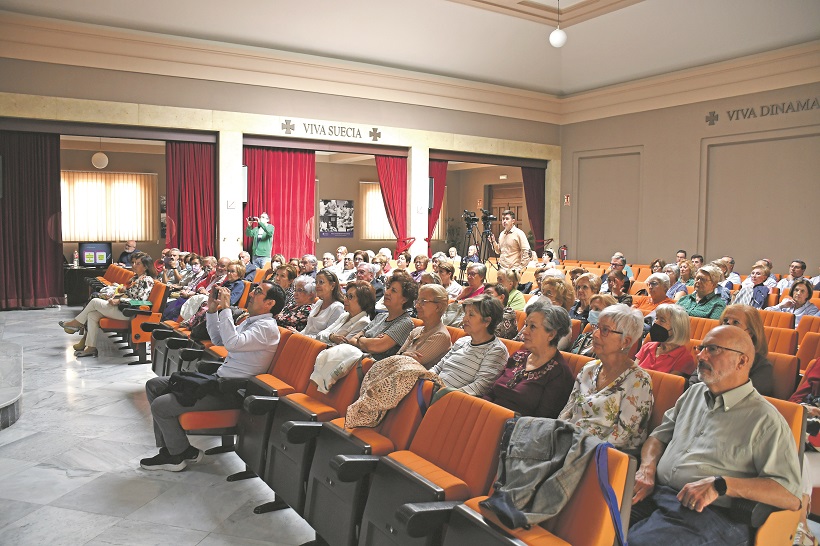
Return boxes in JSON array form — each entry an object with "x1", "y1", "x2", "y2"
[
  {"x1": 117, "y1": 240, "x2": 139, "y2": 267},
  {"x1": 629, "y1": 325, "x2": 801, "y2": 545},
  {"x1": 300, "y1": 254, "x2": 318, "y2": 279},
  {"x1": 354, "y1": 263, "x2": 384, "y2": 300},
  {"x1": 601, "y1": 254, "x2": 626, "y2": 292},
  {"x1": 776, "y1": 260, "x2": 807, "y2": 293},
  {"x1": 142, "y1": 281, "x2": 286, "y2": 472}
]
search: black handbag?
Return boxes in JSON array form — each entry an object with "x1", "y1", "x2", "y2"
[{"x1": 168, "y1": 371, "x2": 220, "y2": 407}]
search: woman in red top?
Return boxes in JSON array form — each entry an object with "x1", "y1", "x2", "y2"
[{"x1": 635, "y1": 303, "x2": 695, "y2": 376}]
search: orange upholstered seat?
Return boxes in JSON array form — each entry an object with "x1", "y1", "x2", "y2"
[{"x1": 765, "y1": 326, "x2": 798, "y2": 355}]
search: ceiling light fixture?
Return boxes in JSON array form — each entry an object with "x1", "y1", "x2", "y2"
[
  {"x1": 91, "y1": 137, "x2": 109, "y2": 169},
  {"x1": 549, "y1": 0, "x2": 567, "y2": 48}
]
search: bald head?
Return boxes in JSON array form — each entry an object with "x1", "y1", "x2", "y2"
[
  {"x1": 697, "y1": 325, "x2": 755, "y2": 394},
  {"x1": 706, "y1": 325, "x2": 755, "y2": 361}
]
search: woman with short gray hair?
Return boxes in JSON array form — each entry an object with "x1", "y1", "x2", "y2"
[
  {"x1": 635, "y1": 303, "x2": 695, "y2": 376},
  {"x1": 484, "y1": 301, "x2": 575, "y2": 418},
  {"x1": 456, "y1": 263, "x2": 487, "y2": 301},
  {"x1": 559, "y1": 304, "x2": 653, "y2": 449},
  {"x1": 275, "y1": 275, "x2": 317, "y2": 331}
]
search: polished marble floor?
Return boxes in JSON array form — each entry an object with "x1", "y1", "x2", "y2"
[{"x1": 0, "y1": 307, "x2": 315, "y2": 546}]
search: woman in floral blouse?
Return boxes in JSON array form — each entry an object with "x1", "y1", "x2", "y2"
[
  {"x1": 558, "y1": 303, "x2": 653, "y2": 449},
  {"x1": 59, "y1": 254, "x2": 157, "y2": 358},
  {"x1": 276, "y1": 275, "x2": 317, "y2": 331}
]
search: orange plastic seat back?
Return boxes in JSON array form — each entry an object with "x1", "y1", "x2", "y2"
[
  {"x1": 644, "y1": 369, "x2": 685, "y2": 433},
  {"x1": 765, "y1": 326, "x2": 798, "y2": 355},
  {"x1": 303, "y1": 364, "x2": 363, "y2": 418},
  {"x1": 764, "y1": 397, "x2": 803, "y2": 451},
  {"x1": 689, "y1": 317, "x2": 719, "y2": 341},
  {"x1": 768, "y1": 352, "x2": 799, "y2": 400},
  {"x1": 269, "y1": 333, "x2": 328, "y2": 394},
  {"x1": 569, "y1": 319, "x2": 582, "y2": 345},
  {"x1": 760, "y1": 309, "x2": 796, "y2": 329},
  {"x1": 797, "y1": 316, "x2": 820, "y2": 343},
  {"x1": 267, "y1": 327, "x2": 294, "y2": 372},
  {"x1": 375, "y1": 380, "x2": 436, "y2": 452},
  {"x1": 147, "y1": 282, "x2": 167, "y2": 312},
  {"x1": 550, "y1": 448, "x2": 631, "y2": 546},
  {"x1": 797, "y1": 333, "x2": 820, "y2": 374},
  {"x1": 446, "y1": 326, "x2": 466, "y2": 344},
  {"x1": 237, "y1": 281, "x2": 251, "y2": 309},
  {"x1": 629, "y1": 281, "x2": 647, "y2": 295},
  {"x1": 500, "y1": 337, "x2": 523, "y2": 355},
  {"x1": 408, "y1": 391, "x2": 514, "y2": 498},
  {"x1": 560, "y1": 351, "x2": 594, "y2": 378},
  {"x1": 411, "y1": 318, "x2": 423, "y2": 328}
]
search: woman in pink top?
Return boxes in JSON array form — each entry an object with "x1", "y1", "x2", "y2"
[{"x1": 635, "y1": 303, "x2": 695, "y2": 376}]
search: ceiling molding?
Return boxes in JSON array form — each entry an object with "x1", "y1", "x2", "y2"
[
  {"x1": 447, "y1": 0, "x2": 644, "y2": 27},
  {"x1": 0, "y1": 12, "x2": 817, "y2": 126}
]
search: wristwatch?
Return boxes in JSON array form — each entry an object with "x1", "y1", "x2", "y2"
[{"x1": 713, "y1": 476, "x2": 727, "y2": 496}]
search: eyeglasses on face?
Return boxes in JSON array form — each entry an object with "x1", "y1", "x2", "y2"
[
  {"x1": 250, "y1": 283, "x2": 264, "y2": 295},
  {"x1": 294, "y1": 288, "x2": 308, "y2": 294},
  {"x1": 592, "y1": 324, "x2": 623, "y2": 337},
  {"x1": 415, "y1": 299, "x2": 440, "y2": 306},
  {"x1": 646, "y1": 281, "x2": 660, "y2": 288},
  {"x1": 695, "y1": 344, "x2": 744, "y2": 356}
]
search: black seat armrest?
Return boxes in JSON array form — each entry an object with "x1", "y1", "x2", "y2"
[
  {"x1": 396, "y1": 501, "x2": 462, "y2": 538},
  {"x1": 284, "y1": 421, "x2": 324, "y2": 444},
  {"x1": 330, "y1": 454, "x2": 380, "y2": 482},
  {"x1": 243, "y1": 394, "x2": 279, "y2": 415},
  {"x1": 729, "y1": 499, "x2": 779, "y2": 528},
  {"x1": 122, "y1": 307, "x2": 152, "y2": 317},
  {"x1": 178, "y1": 348, "x2": 204, "y2": 361},
  {"x1": 196, "y1": 360, "x2": 223, "y2": 375},
  {"x1": 167, "y1": 338, "x2": 194, "y2": 350},
  {"x1": 152, "y1": 329, "x2": 185, "y2": 341},
  {"x1": 141, "y1": 322, "x2": 173, "y2": 333}
]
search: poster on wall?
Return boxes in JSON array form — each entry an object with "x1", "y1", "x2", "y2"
[{"x1": 319, "y1": 199, "x2": 354, "y2": 238}]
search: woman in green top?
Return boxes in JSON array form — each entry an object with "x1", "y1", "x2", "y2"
[{"x1": 497, "y1": 268, "x2": 526, "y2": 311}]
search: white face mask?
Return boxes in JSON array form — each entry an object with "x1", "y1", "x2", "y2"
[{"x1": 587, "y1": 310, "x2": 601, "y2": 325}]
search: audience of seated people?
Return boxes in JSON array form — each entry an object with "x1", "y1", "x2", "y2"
[{"x1": 84, "y1": 242, "x2": 818, "y2": 544}]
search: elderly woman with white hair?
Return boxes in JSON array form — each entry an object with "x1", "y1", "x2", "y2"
[
  {"x1": 633, "y1": 272, "x2": 674, "y2": 316},
  {"x1": 676, "y1": 264, "x2": 727, "y2": 319},
  {"x1": 558, "y1": 304, "x2": 653, "y2": 449},
  {"x1": 635, "y1": 303, "x2": 695, "y2": 376},
  {"x1": 275, "y1": 275, "x2": 317, "y2": 332},
  {"x1": 662, "y1": 264, "x2": 688, "y2": 301}
]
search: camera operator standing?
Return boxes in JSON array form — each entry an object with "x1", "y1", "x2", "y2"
[
  {"x1": 245, "y1": 212, "x2": 274, "y2": 269},
  {"x1": 489, "y1": 210, "x2": 530, "y2": 271}
]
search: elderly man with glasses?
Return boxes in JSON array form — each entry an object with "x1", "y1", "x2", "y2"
[
  {"x1": 629, "y1": 325, "x2": 801, "y2": 545},
  {"x1": 601, "y1": 254, "x2": 627, "y2": 292},
  {"x1": 142, "y1": 281, "x2": 286, "y2": 472}
]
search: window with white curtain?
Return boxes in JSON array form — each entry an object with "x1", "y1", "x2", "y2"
[
  {"x1": 61, "y1": 170, "x2": 158, "y2": 242},
  {"x1": 359, "y1": 181, "x2": 445, "y2": 241}
]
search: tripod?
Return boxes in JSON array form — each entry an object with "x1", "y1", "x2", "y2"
[{"x1": 457, "y1": 218, "x2": 498, "y2": 283}]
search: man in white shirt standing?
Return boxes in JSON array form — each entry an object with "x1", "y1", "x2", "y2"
[
  {"x1": 490, "y1": 210, "x2": 530, "y2": 271},
  {"x1": 141, "y1": 281, "x2": 286, "y2": 471}
]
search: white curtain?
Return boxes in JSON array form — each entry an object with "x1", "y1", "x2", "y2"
[{"x1": 359, "y1": 181, "x2": 445, "y2": 241}]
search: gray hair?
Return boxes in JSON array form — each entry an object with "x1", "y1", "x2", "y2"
[
  {"x1": 302, "y1": 254, "x2": 318, "y2": 266},
  {"x1": 662, "y1": 264, "x2": 680, "y2": 282},
  {"x1": 599, "y1": 304, "x2": 644, "y2": 346},
  {"x1": 468, "y1": 262, "x2": 487, "y2": 279},
  {"x1": 463, "y1": 294, "x2": 503, "y2": 334},
  {"x1": 646, "y1": 272, "x2": 671, "y2": 290},
  {"x1": 238, "y1": 251, "x2": 250, "y2": 260},
  {"x1": 358, "y1": 262, "x2": 379, "y2": 276},
  {"x1": 654, "y1": 303, "x2": 690, "y2": 346},
  {"x1": 525, "y1": 300, "x2": 571, "y2": 347},
  {"x1": 611, "y1": 255, "x2": 626, "y2": 266},
  {"x1": 699, "y1": 264, "x2": 724, "y2": 285},
  {"x1": 294, "y1": 275, "x2": 316, "y2": 295}
]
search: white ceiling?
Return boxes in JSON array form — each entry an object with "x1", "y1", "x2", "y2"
[{"x1": 1, "y1": 0, "x2": 818, "y2": 95}]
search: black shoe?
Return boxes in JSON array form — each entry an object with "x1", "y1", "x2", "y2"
[
  {"x1": 140, "y1": 449, "x2": 187, "y2": 471},
  {"x1": 160, "y1": 445, "x2": 204, "y2": 464}
]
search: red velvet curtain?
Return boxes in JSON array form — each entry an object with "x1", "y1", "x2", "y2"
[
  {"x1": 243, "y1": 147, "x2": 316, "y2": 259},
  {"x1": 166, "y1": 142, "x2": 216, "y2": 256},
  {"x1": 522, "y1": 166, "x2": 547, "y2": 255},
  {"x1": 426, "y1": 160, "x2": 448, "y2": 257},
  {"x1": 375, "y1": 155, "x2": 413, "y2": 257},
  {"x1": 0, "y1": 131, "x2": 63, "y2": 309}
]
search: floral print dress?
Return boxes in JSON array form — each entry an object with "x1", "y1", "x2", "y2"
[{"x1": 558, "y1": 360, "x2": 653, "y2": 449}]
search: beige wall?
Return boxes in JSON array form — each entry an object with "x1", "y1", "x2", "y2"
[
  {"x1": 59, "y1": 148, "x2": 167, "y2": 263},
  {"x1": 560, "y1": 82, "x2": 820, "y2": 275}
]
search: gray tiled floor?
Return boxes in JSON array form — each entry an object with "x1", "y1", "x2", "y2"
[{"x1": 0, "y1": 307, "x2": 314, "y2": 546}]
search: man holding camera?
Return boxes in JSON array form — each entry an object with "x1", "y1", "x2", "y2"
[
  {"x1": 490, "y1": 210, "x2": 530, "y2": 271},
  {"x1": 245, "y1": 212, "x2": 274, "y2": 269}
]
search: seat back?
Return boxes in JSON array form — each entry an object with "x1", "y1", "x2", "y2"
[
  {"x1": 499, "y1": 338, "x2": 523, "y2": 355},
  {"x1": 252, "y1": 267, "x2": 269, "y2": 284},
  {"x1": 797, "y1": 333, "x2": 820, "y2": 374},
  {"x1": 764, "y1": 397, "x2": 804, "y2": 452},
  {"x1": 446, "y1": 326, "x2": 466, "y2": 344},
  {"x1": 797, "y1": 315, "x2": 820, "y2": 343},
  {"x1": 411, "y1": 317, "x2": 423, "y2": 328},
  {"x1": 268, "y1": 327, "x2": 295, "y2": 372},
  {"x1": 628, "y1": 281, "x2": 647, "y2": 295},
  {"x1": 268, "y1": 333, "x2": 329, "y2": 394},
  {"x1": 764, "y1": 326, "x2": 798, "y2": 355},
  {"x1": 550, "y1": 448, "x2": 633, "y2": 546},
  {"x1": 760, "y1": 309, "x2": 796, "y2": 329},
  {"x1": 768, "y1": 352, "x2": 800, "y2": 400},
  {"x1": 689, "y1": 317, "x2": 720, "y2": 341},
  {"x1": 570, "y1": 319, "x2": 582, "y2": 345},
  {"x1": 236, "y1": 280, "x2": 252, "y2": 308},
  {"x1": 375, "y1": 380, "x2": 436, "y2": 451},
  {"x1": 303, "y1": 365, "x2": 363, "y2": 418},
  {"x1": 560, "y1": 351, "x2": 594, "y2": 378},
  {"x1": 644, "y1": 369, "x2": 686, "y2": 433},
  {"x1": 409, "y1": 391, "x2": 514, "y2": 498}
]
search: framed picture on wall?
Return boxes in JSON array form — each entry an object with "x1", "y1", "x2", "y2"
[{"x1": 319, "y1": 199, "x2": 353, "y2": 238}]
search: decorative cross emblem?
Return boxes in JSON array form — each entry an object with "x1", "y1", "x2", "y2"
[
  {"x1": 369, "y1": 128, "x2": 381, "y2": 142},
  {"x1": 282, "y1": 120, "x2": 295, "y2": 134},
  {"x1": 705, "y1": 111, "x2": 719, "y2": 126}
]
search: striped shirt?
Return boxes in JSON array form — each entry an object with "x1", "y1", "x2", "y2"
[{"x1": 430, "y1": 336, "x2": 508, "y2": 397}]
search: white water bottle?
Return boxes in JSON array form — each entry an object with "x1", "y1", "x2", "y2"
[{"x1": 73, "y1": 250, "x2": 79, "y2": 268}]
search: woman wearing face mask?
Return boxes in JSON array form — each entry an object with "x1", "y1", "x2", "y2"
[
  {"x1": 634, "y1": 303, "x2": 695, "y2": 376},
  {"x1": 569, "y1": 294, "x2": 617, "y2": 357}
]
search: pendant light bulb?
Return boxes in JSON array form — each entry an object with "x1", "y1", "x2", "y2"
[{"x1": 550, "y1": 26, "x2": 567, "y2": 48}]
